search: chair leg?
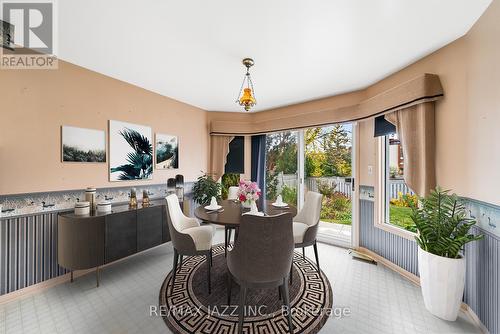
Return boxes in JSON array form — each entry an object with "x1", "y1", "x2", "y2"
[
  {"x1": 289, "y1": 263, "x2": 293, "y2": 285},
  {"x1": 302, "y1": 247, "x2": 305, "y2": 260},
  {"x1": 179, "y1": 255, "x2": 184, "y2": 269},
  {"x1": 225, "y1": 227, "x2": 228, "y2": 257},
  {"x1": 206, "y1": 252, "x2": 211, "y2": 294},
  {"x1": 210, "y1": 248, "x2": 213, "y2": 266},
  {"x1": 281, "y1": 278, "x2": 294, "y2": 334},
  {"x1": 238, "y1": 286, "x2": 248, "y2": 334},
  {"x1": 228, "y1": 228, "x2": 233, "y2": 246},
  {"x1": 313, "y1": 241, "x2": 320, "y2": 273},
  {"x1": 172, "y1": 249, "x2": 178, "y2": 292},
  {"x1": 227, "y1": 272, "x2": 232, "y2": 305},
  {"x1": 278, "y1": 287, "x2": 282, "y2": 300}
]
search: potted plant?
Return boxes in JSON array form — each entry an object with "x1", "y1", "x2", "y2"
[
  {"x1": 408, "y1": 187, "x2": 483, "y2": 321},
  {"x1": 192, "y1": 173, "x2": 221, "y2": 206}
]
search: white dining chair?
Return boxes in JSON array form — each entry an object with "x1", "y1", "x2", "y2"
[
  {"x1": 166, "y1": 194, "x2": 214, "y2": 294},
  {"x1": 227, "y1": 186, "x2": 239, "y2": 200},
  {"x1": 291, "y1": 191, "x2": 323, "y2": 280}
]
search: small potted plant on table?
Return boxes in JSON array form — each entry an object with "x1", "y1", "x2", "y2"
[
  {"x1": 192, "y1": 173, "x2": 221, "y2": 206},
  {"x1": 408, "y1": 187, "x2": 483, "y2": 321}
]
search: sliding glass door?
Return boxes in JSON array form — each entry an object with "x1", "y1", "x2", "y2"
[
  {"x1": 303, "y1": 124, "x2": 353, "y2": 246},
  {"x1": 265, "y1": 131, "x2": 299, "y2": 206},
  {"x1": 264, "y1": 124, "x2": 356, "y2": 247}
]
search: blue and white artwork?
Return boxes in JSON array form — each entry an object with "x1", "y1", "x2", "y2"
[{"x1": 109, "y1": 120, "x2": 153, "y2": 181}]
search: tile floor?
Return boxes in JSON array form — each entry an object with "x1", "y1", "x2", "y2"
[
  {"x1": 0, "y1": 230, "x2": 481, "y2": 334},
  {"x1": 318, "y1": 221, "x2": 352, "y2": 246}
]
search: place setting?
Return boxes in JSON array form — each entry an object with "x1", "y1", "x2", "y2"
[
  {"x1": 271, "y1": 194, "x2": 290, "y2": 209},
  {"x1": 204, "y1": 196, "x2": 224, "y2": 214}
]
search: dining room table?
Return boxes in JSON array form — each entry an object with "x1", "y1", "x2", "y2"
[{"x1": 194, "y1": 199, "x2": 297, "y2": 256}]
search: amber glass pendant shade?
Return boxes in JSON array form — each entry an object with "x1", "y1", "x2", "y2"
[{"x1": 239, "y1": 88, "x2": 256, "y2": 111}]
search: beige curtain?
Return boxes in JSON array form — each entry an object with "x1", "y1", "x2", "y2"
[
  {"x1": 385, "y1": 102, "x2": 436, "y2": 197},
  {"x1": 209, "y1": 135, "x2": 234, "y2": 182}
]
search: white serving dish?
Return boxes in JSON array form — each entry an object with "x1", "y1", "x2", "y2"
[{"x1": 74, "y1": 201, "x2": 90, "y2": 215}]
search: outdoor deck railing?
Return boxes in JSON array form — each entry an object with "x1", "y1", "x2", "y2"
[{"x1": 277, "y1": 174, "x2": 412, "y2": 199}]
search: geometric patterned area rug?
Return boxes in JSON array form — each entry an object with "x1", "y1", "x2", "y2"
[{"x1": 159, "y1": 244, "x2": 333, "y2": 334}]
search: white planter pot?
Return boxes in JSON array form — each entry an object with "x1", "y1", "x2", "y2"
[{"x1": 418, "y1": 246, "x2": 466, "y2": 321}]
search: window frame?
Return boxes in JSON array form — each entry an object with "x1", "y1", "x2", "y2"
[{"x1": 374, "y1": 136, "x2": 416, "y2": 240}]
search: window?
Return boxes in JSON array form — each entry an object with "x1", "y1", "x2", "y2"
[
  {"x1": 265, "y1": 131, "x2": 298, "y2": 206},
  {"x1": 375, "y1": 134, "x2": 416, "y2": 238},
  {"x1": 225, "y1": 136, "x2": 245, "y2": 174}
]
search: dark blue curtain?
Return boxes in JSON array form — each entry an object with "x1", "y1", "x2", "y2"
[
  {"x1": 251, "y1": 135, "x2": 266, "y2": 200},
  {"x1": 374, "y1": 115, "x2": 396, "y2": 137}
]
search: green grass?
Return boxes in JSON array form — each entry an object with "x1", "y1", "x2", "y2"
[
  {"x1": 321, "y1": 217, "x2": 352, "y2": 225},
  {"x1": 320, "y1": 204, "x2": 414, "y2": 228},
  {"x1": 389, "y1": 205, "x2": 414, "y2": 229}
]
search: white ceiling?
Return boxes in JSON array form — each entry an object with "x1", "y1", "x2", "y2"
[{"x1": 57, "y1": 0, "x2": 491, "y2": 112}]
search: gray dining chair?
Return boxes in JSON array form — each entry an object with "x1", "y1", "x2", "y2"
[
  {"x1": 227, "y1": 213, "x2": 294, "y2": 334},
  {"x1": 165, "y1": 194, "x2": 214, "y2": 294},
  {"x1": 291, "y1": 191, "x2": 323, "y2": 282}
]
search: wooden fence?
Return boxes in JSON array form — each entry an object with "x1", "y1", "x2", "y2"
[{"x1": 277, "y1": 174, "x2": 412, "y2": 200}]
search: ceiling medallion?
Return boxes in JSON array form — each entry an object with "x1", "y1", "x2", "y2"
[{"x1": 236, "y1": 58, "x2": 256, "y2": 111}]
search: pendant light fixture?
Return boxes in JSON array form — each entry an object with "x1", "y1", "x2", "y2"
[{"x1": 236, "y1": 58, "x2": 256, "y2": 111}]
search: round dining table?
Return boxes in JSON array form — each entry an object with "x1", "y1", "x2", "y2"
[
  {"x1": 194, "y1": 199, "x2": 297, "y2": 226},
  {"x1": 194, "y1": 199, "x2": 297, "y2": 256}
]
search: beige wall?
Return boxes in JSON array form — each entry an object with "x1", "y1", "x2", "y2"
[
  {"x1": 0, "y1": 60, "x2": 208, "y2": 195},
  {"x1": 358, "y1": 0, "x2": 500, "y2": 206}
]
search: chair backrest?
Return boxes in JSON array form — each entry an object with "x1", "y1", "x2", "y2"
[
  {"x1": 294, "y1": 191, "x2": 323, "y2": 226},
  {"x1": 227, "y1": 186, "x2": 239, "y2": 200},
  {"x1": 165, "y1": 194, "x2": 196, "y2": 253},
  {"x1": 227, "y1": 213, "x2": 294, "y2": 284},
  {"x1": 166, "y1": 194, "x2": 186, "y2": 232}
]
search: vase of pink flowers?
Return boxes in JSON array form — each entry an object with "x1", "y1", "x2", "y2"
[{"x1": 237, "y1": 180, "x2": 262, "y2": 209}]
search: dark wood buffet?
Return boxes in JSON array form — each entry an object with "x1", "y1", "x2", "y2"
[{"x1": 57, "y1": 199, "x2": 176, "y2": 286}]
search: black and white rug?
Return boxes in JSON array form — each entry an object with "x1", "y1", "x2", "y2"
[{"x1": 159, "y1": 244, "x2": 333, "y2": 334}]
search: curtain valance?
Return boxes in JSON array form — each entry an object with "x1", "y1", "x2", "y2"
[{"x1": 210, "y1": 73, "x2": 443, "y2": 136}]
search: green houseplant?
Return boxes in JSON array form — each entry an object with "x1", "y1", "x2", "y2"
[
  {"x1": 407, "y1": 187, "x2": 483, "y2": 321},
  {"x1": 192, "y1": 173, "x2": 221, "y2": 206}
]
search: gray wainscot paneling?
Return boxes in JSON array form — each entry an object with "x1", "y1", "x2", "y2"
[
  {"x1": 359, "y1": 185, "x2": 499, "y2": 334},
  {"x1": 0, "y1": 183, "x2": 196, "y2": 296}
]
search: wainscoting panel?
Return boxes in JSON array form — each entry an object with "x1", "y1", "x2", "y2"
[
  {"x1": 0, "y1": 193, "x2": 197, "y2": 297},
  {"x1": 0, "y1": 212, "x2": 68, "y2": 295},
  {"x1": 360, "y1": 192, "x2": 500, "y2": 334},
  {"x1": 359, "y1": 198, "x2": 419, "y2": 275},
  {"x1": 465, "y1": 226, "x2": 500, "y2": 334}
]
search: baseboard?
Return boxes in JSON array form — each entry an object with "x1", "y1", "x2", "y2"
[
  {"x1": 357, "y1": 247, "x2": 489, "y2": 333},
  {"x1": 461, "y1": 304, "x2": 490, "y2": 334},
  {"x1": 0, "y1": 242, "x2": 172, "y2": 306},
  {"x1": 357, "y1": 247, "x2": 420, "y2": 286},
  {"x1": 0, "y1": 268, "x2": 93, "y2": 305}
]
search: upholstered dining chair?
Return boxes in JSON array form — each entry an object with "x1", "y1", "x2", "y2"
[
  {"x1": 292, "y1": 191, "x2": 323, "y2": 279},
  {"x1": 165, "y1": 194, "x2": 214, "y2": 294},
  {"x1": 227, "y1": 213, "x2": 294, "y2": 334}
]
